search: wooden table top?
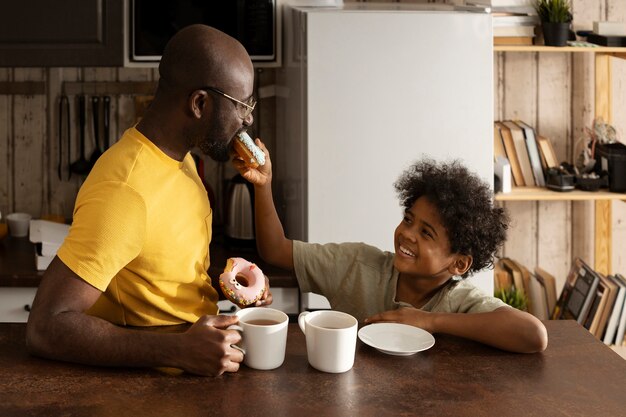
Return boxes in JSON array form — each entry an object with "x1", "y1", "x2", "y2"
[{"x1": 1, "y1": 320, "x2": 625, "y2": 417}]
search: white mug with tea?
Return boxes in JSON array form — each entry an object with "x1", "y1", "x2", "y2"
[
  {"x1": 229, "y1": 307, "x2": 289, "y2": 370},
  {"x1": 298, "y1": 310, "x2": 358, "y2": 373}
]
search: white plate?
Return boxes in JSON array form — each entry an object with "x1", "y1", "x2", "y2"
[{"x1": 358, "y1": 323, "x2": 435, "y2": 356}]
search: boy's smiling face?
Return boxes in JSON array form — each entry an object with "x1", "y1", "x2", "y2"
[{"x1": 393, "y1": 196, "x2": 470, "y2": 281}]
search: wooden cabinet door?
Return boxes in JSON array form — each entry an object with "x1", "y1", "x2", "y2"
[{"x1": 0, "y1": 0, "x2": 124, "y2": 67}]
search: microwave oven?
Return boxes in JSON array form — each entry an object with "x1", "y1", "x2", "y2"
[{"x1": 128, "y1": 0, "x2": 280, "y2": 67}]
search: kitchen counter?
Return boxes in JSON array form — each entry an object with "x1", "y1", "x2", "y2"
[
  {"x1": 1, "y1": 320, "x2": 626, "y2": 416},
  {"x1": 0, "y1": 235, "x2": 298, "y2": 288}
]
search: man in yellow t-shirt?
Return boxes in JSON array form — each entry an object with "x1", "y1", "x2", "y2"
[{"x1": 26, "y1": 25, "x2": 270, "y2": 377}]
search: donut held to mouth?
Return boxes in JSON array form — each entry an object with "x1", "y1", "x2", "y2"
[{"x1": 233, "y1": 131, "x2": 266, "y2": 169}]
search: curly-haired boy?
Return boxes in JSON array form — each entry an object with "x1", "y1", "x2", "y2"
[{"x1": 236, "y1": 143, "x2": 547, "y2": 353}]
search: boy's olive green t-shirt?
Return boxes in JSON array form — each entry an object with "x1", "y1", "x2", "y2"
[{"x1": 292, "y1": 240, "x2": 507, "y2": 322}]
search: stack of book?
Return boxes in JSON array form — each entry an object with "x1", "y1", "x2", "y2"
[
  {"x1": 494, "y1": 120, "x2": 556, "y2": 189},
  {"x1": 495, "y1": 258, "x2": 557, "y2": 321},
  {"x1": 586, "y1": 21, "x2": 626, "y2": 47},
  {"x1": 553, "y1": 258, "x2": 626, "y2": 346},
  {"x1": 496, "y1": 257, "x2": 626, "y2": 346},
  {"x1": 29, "y1": 220, "x2": 70, "y2": 270},
  {"x1": 466, "y1": 0, "x2": 539, "y2": 45}
]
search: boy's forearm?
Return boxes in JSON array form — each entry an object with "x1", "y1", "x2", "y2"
[
  {"x1": 254, "y1": 182, "x2": 294, "y2": 270},
  {"x1": 431, "y1": 308, "x2": 548, "y2": 353}
]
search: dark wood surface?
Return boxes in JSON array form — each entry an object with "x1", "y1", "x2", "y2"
[
  {"x1": 0, "y1": 235, "x2": 297, "y2": 288},
  {"x1": 1, "y1": 321, "x2": 625, "y2": 417}
]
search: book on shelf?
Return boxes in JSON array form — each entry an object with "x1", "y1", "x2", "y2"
[
  {"x1": 494, "y1": 259, "x2": 514, "y2": 292},
  {"x1": 534, "y1": 266, "x2": 557, "y2": 318},
  {"x1": 502, "y1": 120, "x2": 535, "y2": 186},
  {"x1": 587, "y1": 273, "x2": 618, "y2": 338},
  {"x1": 536, "y1": 135, "x2": 559, "y2": 171},
  {"x1": 494, "y1": 156, "x2": 512, "y2": 193},
  {"x1": 603, "y1": 274, "x2": 626, "y2": 345},
  {"x1": 528, "y1": 271, "x2": 550, "y2": 320},
  {"x1": 515, "y1": 120, "x2": 546, "y2": 187},
  {"x1": 614, "y1": 274, "x2": 626, "y2": 347},
  {"x1": 493, "y1": 124, "x2": 507, "y2": 160},
  {"x1": 553, "y1": 258, "x2": 599, "y2": 324},
  {"x1": 466, "y1": 0, "x2": 533, "y2": 7},
  {"x1": 494, "y1": 36, "x2": 534, "y2": 46},
  {"x1": 492, "y1": 15, "x2": 539, "y2": 26},
  {"x1": 586, "y1": 33, "x2": 626, "y2": 47},
  {"x1": 500, "y1": 258, "x2": 526, "y2": 296},
  {"x1": 494, "y1": 25, "x2": 536, "y2": 37},
  {"x1": 593, "y1": 21, "x2": 626, "y2": 37},
  {"x1": 496, "y1": 122, "x2": 525, "y2": 186}
]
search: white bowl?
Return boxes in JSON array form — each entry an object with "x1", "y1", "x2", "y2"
[{"x1": 7, "y1": 212, "x2": 32, "y2": 237}]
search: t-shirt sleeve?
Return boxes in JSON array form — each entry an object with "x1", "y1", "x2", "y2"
[
  {"x1": 445, "y1": 281, "x2": 509, "y2": 314},
  {"x1": 292, "y1": 240, "x2": 362, "y2": 297},
  {"x1": 57, "y1": 181, "x2": 146, "y2": 292}
]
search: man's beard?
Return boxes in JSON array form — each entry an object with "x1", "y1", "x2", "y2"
[{"x1": 200, "y1": 137, "x2": 230, "y2": 162}]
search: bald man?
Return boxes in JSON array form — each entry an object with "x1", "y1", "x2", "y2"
[{"x1": 26, "y1": 25, "x2": 269, "y2": 376}]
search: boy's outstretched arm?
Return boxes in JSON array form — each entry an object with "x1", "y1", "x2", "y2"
[
  {"x1": 365, "y1": 307, "x2": 548, "y2": 353},
  {"x1": 232, "y1": 138, "x2": 294, "y2": 271}
]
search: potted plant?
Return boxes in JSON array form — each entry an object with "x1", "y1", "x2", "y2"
[
  {"x1": 494, "y1": 288, "x2": 528, "y2": 312},
  {"x1": 534, "y1": 0, "x2": 573, "y2": 47}
]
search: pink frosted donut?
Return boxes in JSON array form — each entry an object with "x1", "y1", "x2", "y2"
[{"x1": 219, "y1": 257, "x2": 266, "y2": 306}]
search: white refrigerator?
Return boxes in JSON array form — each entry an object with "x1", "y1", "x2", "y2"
[{"x1": 274, "y1": 3, "x2": 494, "y2": 300}]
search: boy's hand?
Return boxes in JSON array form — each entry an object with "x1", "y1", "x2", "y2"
[
  {"x1": 231, "y1": 138, "x2": 272, "y2": 187},
  {"x1": 364, "y1": 307, "x2": 435, "y2": 333}
]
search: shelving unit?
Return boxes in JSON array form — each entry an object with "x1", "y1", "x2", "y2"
[{"x1": 494, "y1": 45, "x2": 626, "y2": 277}]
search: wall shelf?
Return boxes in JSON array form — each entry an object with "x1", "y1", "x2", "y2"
[
  {"x1": 494, "y1": 47, "x2": 626, "y2": 277},
  {"x1": 496, "y1": 187, "x2": 626, "y2": 202},
  {"x1": 495, "y1": 45, "x2": 626, "y2": 56}
]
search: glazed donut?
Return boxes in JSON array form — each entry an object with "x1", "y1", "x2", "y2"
[
  {"x1": 233, "y1": 131, "x2": 265, "y2": 169},
  {"x1": 219, "y1": 257, "x2": 266, "y2": 306}
]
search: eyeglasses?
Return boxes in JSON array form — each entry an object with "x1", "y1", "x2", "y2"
[{"x1": 201, "y1": 86, "x2": 256, "y2": 119}]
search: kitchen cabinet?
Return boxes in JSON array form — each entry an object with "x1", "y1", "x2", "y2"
[
  {"x1": 494, "y1": 45, "x2": 626, "y2": 277},
  {"x1": 0, "y1": 288, "x2": 36, "y2": 323},
  {"x1": 0, "y1": 0, "x2": 124, "y2": 67}
]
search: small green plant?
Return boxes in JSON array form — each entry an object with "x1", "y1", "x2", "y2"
[
  {"x1": 495, "y1": 288, "x2": 528, "y2": 311},
  {"x1": 534, "y1": 0, "x2": 573, "y2": 23}
]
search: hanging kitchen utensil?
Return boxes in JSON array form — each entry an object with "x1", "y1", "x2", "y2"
[
  {"x1": 58, "y1": 96, "x2": 65, "y2": 180},
  {"x1": 103, "y1": 96, "x2": 110, "y2": 150},
  {"x1": 89, "y1": 96, "x2": 102, "y2": 166},
  {"x1": 58, "y1": 95, "x2": 72, "y2": 180},
  {"x1": 70, "y1": 95, "x2": 91, "y2": 176}
]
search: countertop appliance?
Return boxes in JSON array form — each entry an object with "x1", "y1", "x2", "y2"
[
  {"x1": 275, "y1": 3, "x2": 494, "y2": 295},
  {"x1": 224, "y1": 175, "x2": 255, "y2": 244}
]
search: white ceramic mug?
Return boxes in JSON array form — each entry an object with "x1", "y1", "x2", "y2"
[
  {"x1": 6, "y1": 212, "x2": 32, "y2": 237},
  {"x1": 229, "y1": 307, "x2": 289, "y2": 370},
  {"x1": 298, "y1": 310, "x2": 358, "y2": 373}
]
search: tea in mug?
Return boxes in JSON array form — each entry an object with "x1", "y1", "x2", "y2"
[{"x1": 244, "y1": 319, "x2": 281, "y2": 326}]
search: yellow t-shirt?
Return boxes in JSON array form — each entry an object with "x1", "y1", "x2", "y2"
[{"x1": 57, "y1": 127, "x2": 219, "y2": 326}]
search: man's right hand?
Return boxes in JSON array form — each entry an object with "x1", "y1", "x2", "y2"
[{"x1": 178, "y1": 314, "x2": 244, "y2": 376}]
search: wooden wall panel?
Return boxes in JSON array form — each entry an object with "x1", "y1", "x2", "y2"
[
  {"x1": 500, "y1": 53, "x2": 539, "y2": 269},
  {"x1": 0, "y1": 69, "x2": 10, "y2": 216},
  {"x1": 537, "y1": 52, "x2": 572, "y2": 289},
  {"x1": 607, "y1": 1, "x2": 626, "y2": 274},
  {"x1": 13, "y1": 68, "x2": 46, "y2": 217}
]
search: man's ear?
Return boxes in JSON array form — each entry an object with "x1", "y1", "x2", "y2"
[
  {"x1": 449, "y1": 254, "x2": 473, "y2": 276},
  {"x1": 188, "y1": 90, "x2": 206, "y2": 119}
]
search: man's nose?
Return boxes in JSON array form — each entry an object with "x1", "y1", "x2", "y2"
[{"x1": 243, "y1": 112, "x2": 254, "y2": 127}]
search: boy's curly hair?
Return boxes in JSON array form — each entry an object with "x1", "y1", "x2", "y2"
[{"x1": 394, "y1": 159, "x2": 509, "y2": 278}]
